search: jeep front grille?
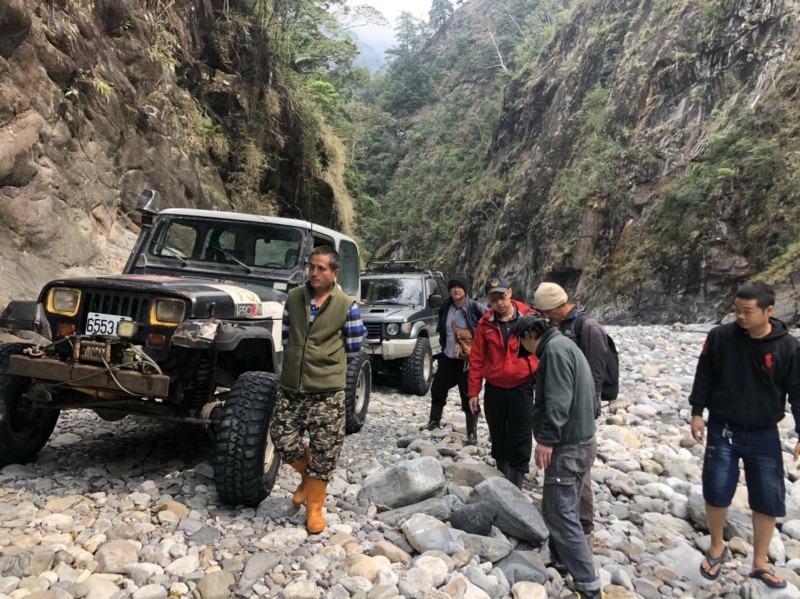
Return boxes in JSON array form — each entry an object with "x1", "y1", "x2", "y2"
[
  {"x1": 365, "y1": 323, "x2": 382, "y2": 339},
  {"x1": 81, "y1": 292, "x2": 152, "y2": 323}
]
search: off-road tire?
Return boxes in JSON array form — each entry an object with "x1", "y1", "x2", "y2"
[
  {"x1": 0, "y1": 343, "x2": 60, "y2": 467},
  {"x1": 401, "y1": 337, "x2": 433, "y2": 396},
  {"x1": 345, "y1": 351, "x2": 371, "y2": 434},
  {"x1": 214, "y1": 371, "x2": 281, "y2": 506}
]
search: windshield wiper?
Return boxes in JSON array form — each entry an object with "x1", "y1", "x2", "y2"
[
  {"x1": 161, "y1": 247, "x2": 188, "y2": 266},
  {"x1": 210, "y1": 245, "x2": 254, "y2": 273}
]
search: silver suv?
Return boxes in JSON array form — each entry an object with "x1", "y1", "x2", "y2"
[{"x1": 359, "y1": 261, "x2": 446, "y2": 395}]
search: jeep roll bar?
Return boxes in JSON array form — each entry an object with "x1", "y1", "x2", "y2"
[{"x1": 362, "y1": 260, "x2": 443, "y2": 278}]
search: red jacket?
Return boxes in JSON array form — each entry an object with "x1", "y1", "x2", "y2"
[{"x1": 468, "y1": 300, "x2": 539, "y2": 396}]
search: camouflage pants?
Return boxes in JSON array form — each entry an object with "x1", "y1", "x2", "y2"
[{"x1": 271, "y1": 388, "x2": 345, "y2": 481}]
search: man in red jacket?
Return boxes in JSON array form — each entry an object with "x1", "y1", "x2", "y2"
[{"x1": 468, "y1": 277, "x2": 539, "y2": 488}]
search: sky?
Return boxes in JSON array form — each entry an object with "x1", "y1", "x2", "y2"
[{"x1": 356, "y1": 0, "x2": 433, "y2": 53}]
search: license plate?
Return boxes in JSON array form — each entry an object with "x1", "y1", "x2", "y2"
[{"x1": 85, "y1": 312, "x2": 132, "y2": 336}]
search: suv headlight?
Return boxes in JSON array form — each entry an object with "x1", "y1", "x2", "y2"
[
  {"x1": 47, "y1": 288, "x2": 81, "y2": 316},
  {"x1": 150, "y1": 299, "x2": 185, "y2": 326},
  {"x1": 386, "y1": 323, "x2": 399, "y2": 336}
]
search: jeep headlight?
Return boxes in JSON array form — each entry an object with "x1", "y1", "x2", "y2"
[
  {"x1": 386, "y1": 323, "x2": 399, "y2": 336},
  {"x1": 150, "y1": 299, "x2": 185, "y2": 327},
  {"x1": 47, "y1": 288, "x2": 81, "y2": 317}
]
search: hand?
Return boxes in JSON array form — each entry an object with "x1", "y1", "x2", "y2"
[
  {"x1": 469, "y1": 397, "x2": 479, "y2": 414},
  {"x1": 794, "y1": 442, "x2": 800, "y2": 461},
  {"x1": 534, "y1": 443, "x2": 553, "y2": 470},
  {"x1": 691, "y1": 415, "x2": 705, "y2": 444}
]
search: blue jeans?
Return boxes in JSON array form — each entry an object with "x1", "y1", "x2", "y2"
[
  {"x1": 542, "y1": 437, "x2": 599, "y2": 592},
  {"x1": 702, "y1": 421, "x2": 785, "y2": 517}
]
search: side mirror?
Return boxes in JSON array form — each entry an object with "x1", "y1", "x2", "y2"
[
  {"x1": 136, "y1": 189, "x2": 161, "y2": 227},
  {"x1": 429, "y1": 294, "x2": 444, "y2": 309}
]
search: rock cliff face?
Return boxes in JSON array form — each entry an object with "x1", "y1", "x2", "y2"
[
  {"x1": 361, "y1": 0, "x2": 800, "y2": 324},
  {"x1": 0, "y1": 0, "x2": 350, "y2": 309},
  {"x1": 460, "y1": 0, "x2": 800, "y2": 323}
]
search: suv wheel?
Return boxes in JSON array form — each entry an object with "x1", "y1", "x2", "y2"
[
  {"x1": 401, "y1": 337, "x2": 433, "y2": 396},
  {"x1": 345, "y1": 351, "x2": 371, "y2": 434},
  {"x1": 0, "y1": 344, "x2": 60, "y2": 468},
  {"x1": 214, "y1": 371, "x2": 281, "y2": 506}
]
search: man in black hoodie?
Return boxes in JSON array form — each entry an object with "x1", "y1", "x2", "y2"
[{"x1": 690, "y1": 282, "x2": 800, "y2": 589}]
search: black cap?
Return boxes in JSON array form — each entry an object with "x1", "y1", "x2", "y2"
[
  {"x1": 448, "y1": 272, "x2": 470, "y2": 293},
  {"x1": 513, "y1": 313, "x2": 550, "y2": 337},
  {"x1": 515, "y1": 313, "x2": 551, "y2": 358}
]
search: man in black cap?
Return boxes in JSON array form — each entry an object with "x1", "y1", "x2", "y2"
[
  {"x1": 420, "y1": 272, "x2": 487, "y2": 444},
  {"x1": 515, "y1": 313, "x2": 601, "y2": 599}
]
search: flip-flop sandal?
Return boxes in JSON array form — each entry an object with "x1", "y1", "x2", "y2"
[
  {"x1": 699, "y1": 546, "x2": 729, "y2": 581},
  {"x1": 749, "y1": 568, "x2": 787, "y2": 589}
]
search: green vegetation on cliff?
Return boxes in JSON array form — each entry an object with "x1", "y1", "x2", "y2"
[
  {"x1": 350, "y1": 0, "x2": 800, "y2": 322},
  {"x1": 352, "y1": 0, "x2": 576, "y2": 260}
]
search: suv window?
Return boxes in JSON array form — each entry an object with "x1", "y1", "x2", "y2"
[
  {"x1": 363, "y1": 278, "x2": 424, "y2": 306},
  {"x1": 425, "y1": 278, "x2": 440, "y2": 303},
  {"x1": 338, "y1": 240, "x2": 359, "y2": 297}
]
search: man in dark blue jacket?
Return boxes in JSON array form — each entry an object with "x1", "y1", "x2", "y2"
[
  {"x1": 690, "y1": 282, "x2": 800, "y2": 589},
  {"x1": 420, "y1": 273, "x2": 487, "y2": 444}
]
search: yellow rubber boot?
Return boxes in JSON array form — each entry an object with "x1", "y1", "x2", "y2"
[
  {"x1": 289, "y1": 453, "x2": 310, "y2": 507},
  {"x1": 305, "y1": 477, "x2": 328, "y2": 534}
]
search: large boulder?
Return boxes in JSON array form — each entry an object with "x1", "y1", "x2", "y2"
[
  {"x1": 401, "y1": 513, "x2": 455, "y2": 554},
  {"x1": 450, "y1": 501, "x2": 498, "y2": 536},
  {"x1": 468, "y1": 477, "x2": 549, "y2": 544},
  {"x1": 358, "y1": 457, "x2": 446, "y2": 509},
  {"x1": 443, "y1": 461, "x2": 504, "y2": 487}
]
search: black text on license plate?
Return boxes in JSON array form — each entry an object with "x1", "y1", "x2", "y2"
[{"x1": 85, "y1": 312, "x2": 131, "y2": 336}]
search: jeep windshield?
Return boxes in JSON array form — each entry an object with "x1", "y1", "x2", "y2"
[
  {"x1": 362, "y1": 278, "x2": 424, "y2": 306},
  {"x1": 147, "y1": 217, "x2": 304, "y2": 271}
]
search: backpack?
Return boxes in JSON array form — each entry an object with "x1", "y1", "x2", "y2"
[{"x1": 568, "y1": 315, "x2": 619, "y2": 402}]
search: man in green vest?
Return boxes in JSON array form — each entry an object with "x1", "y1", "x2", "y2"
[{"x1": 271, "y1": 246, "x2": 365, "y2": 534}]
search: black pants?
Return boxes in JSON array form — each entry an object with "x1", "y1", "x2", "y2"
[
  {"x1": 483, "y1": 381, "x2": 533, "y2": 472},
  {"x1": 431, "y1": 355, "x2": 470, "y2": 412}
]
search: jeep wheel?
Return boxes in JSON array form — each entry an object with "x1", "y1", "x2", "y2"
[
  {"x1": 401, "y1": 337, "x2": 433, "y2": 396},
  {"x1": 0, "y1": 344, "x2": 60, "y2": 468},
  {"x1": 214, "y1": 371, "x2": 281, "y2": 506},
  {"x1": 345, "y1": 351, "x2": 371, "y2": 434}
]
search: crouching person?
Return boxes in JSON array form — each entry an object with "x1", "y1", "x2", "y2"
[
  {"x1": 271, "y1": 246, "x2": 365, "y2": 534},
  {"x1": 515, "y1": 314, "x2": 601, "y2": 599}
]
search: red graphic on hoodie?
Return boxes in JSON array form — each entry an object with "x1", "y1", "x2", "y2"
[
  {"x1": 764, "y1": 352, "x2": 775, "y2": 370},
  {"x1": 700, "y1": 341, "x2": 709, "y2": 356}
]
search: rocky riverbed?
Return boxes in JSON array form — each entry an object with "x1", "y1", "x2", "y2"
[{"x1": 3, "y1": 325, "x2": 800, "y2": 599}]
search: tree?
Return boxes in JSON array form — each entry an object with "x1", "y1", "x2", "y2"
[
  {"x1": 393, "y1": 11, "x2": 428, "y2": 53},
  {"x1": 429, "y1": 0, "x2": 454, "y2": 32}
]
